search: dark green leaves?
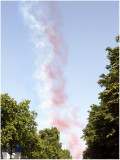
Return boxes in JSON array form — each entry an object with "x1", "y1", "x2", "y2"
[{"x1": 82, "y1": 36, "x2": 119, "y2": 159}]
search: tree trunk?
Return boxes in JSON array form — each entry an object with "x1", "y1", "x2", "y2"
[
  {"x1": 1, "y1": 149, "x2": 3, "y2": 159},
  {"x1": 10, "y1": 143, "x2": 12, "y2": 159}
]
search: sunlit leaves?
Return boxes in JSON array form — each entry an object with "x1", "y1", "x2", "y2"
[{"x1": 1, "y1": 94, "x2": 72, "y2": 159}]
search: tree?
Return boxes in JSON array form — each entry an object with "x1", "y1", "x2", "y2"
[
  {"x1": 1, "y1": 94, "x2": 72, "y2": 159},
  {"x1": 1, "y1": 94, "x2": 20, "y2": 158},
  {"x1": 82, "y1": 36, "x2": 119, "y2": 159},
  {"x1": 60, "y1": 149, "x2": 72, "y2": 159},
  {"x1": 38, "y1": 127, "x2": 72, "y2": 159},
  {"x1": 1, "y1": 93, "x2": 40, "y2": 159}
]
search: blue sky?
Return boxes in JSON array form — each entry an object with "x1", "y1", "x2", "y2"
[{"x1": 1, "y1": 1, "x2": 119, "y2": 155}]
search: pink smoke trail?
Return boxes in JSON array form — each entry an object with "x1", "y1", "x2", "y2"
[
  {"x1": 21, "y1": 1, "x2": 84, "y2": 157},
  {"x1": 68, "y1": 134, "x2": 83, "y2": 159},
  {"x1": 41, "y1": 14, "x2": 68, "y2": 107},
  {"x1": 41, "y1": 2, "x2": 84, "y2": 158},
  {"x1": 21, "y1": 2, "x2": 85, "y2": 157},
  {"x1": 51, "y1": 116, "x2": 71, "y2": 132},
  {"x1": 51, "y1": 110, "x2": 85, "y2": 132}
]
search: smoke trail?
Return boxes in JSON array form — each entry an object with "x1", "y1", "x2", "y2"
[
  {"x1": 20, "y1": 1, "x2": 84, "y2": 158},
  {"x1": 40, "y1": 2, "x2": 68, "y2": 107},
  {"x1": 51, "y1": 108, "x2": 84, "y2": 132},
  {"x1": 68, "y1": 133, "x2": 83, "y2": 159}
]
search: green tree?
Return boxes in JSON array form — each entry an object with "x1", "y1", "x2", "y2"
[
  {"x1": 1, "y1": 94, "x2": 72, "y2": 159},
  {"x1": 82, "y1": 36, "x2": 119, "y2": 159},
  {"x1": 38, "y1": 127, "x2": 72, "y2": 159},
  {"x1": 1, "y1": 93, "x2": 40, "y2": 159},
  {"x1": 1, "y1": 94, "x2": 20, "y2": 158},
  {"x1": 17, "y1": 100, "x2": 41, "y2": 159},
  {"x1": 60, "y1": 149, "x2": 72, "y2": 159}
]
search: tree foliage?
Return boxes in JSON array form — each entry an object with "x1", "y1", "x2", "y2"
[
  {"x1": 1, "y1": 94, "x2": 39, "y2": 158},
  {"x1": 82, "y1": 36, "x2": 119, "y2": 159},
  {"x1": 1, "y1": 93, "x2": 72, "y2": 159},
  {"x1": 38, "y1": 127, "x2": 72, "y2": 159}
]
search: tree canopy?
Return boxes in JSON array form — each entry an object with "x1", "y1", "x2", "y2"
[
  {"x1": 1, "y1": 93, "x2": 72, "y2": 159},
  {"x1": 1, "y1": 94, "x2": 39, "y2": 158},
  {"x1": 33, "y1": 127, "x2": 72, "y2": 159},
  {"x1": 82, "y1": 36, "x2": 119, "y2": 159}
]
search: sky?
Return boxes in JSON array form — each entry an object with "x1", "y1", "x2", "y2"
[{"x1": 1, "y1": 1, "x2": 119, "y2": 159}]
